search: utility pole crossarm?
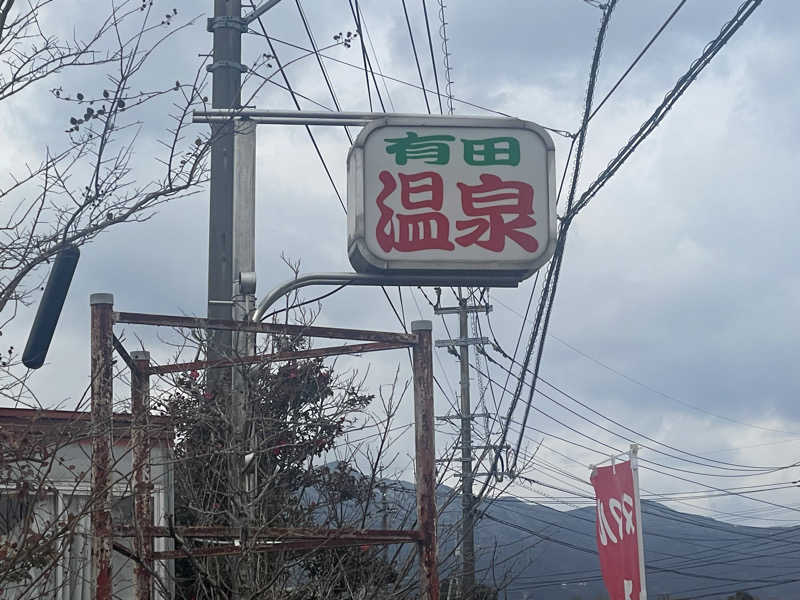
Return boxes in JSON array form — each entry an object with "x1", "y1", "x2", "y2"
[
  {"x1": 434, "y1": 337, "x2": 489, "y2": 348},
  {"x1": 434, "y1": 298, "x2": 489, "y2": 599}
]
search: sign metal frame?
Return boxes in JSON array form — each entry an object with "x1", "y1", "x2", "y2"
[{"x1": 347, "y1": 116, "x2": 557, "y2": 283}]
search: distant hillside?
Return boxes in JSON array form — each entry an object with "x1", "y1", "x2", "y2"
[{"x1": 382, "y1": 481, "x2": 800, "y2": 600}]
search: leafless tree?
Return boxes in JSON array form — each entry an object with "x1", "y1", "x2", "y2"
[
  {"x1": 0, "y1": 2, "x2": 539, "y2": 595},
  {"x1": 0, "y1": 398, "x2": 177, "y2": 599},
  {"x1": 0, "y1": 1, "x2": 209, "y2": 597},
  {"x1": 0, "y1": 0, "x2": 210, "y2": 325},
  {"x1": 146, "y1": 272, "x2": 413, "y2": 599}
]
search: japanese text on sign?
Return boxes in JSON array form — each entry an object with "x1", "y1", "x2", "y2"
[
  {"x1": 377, "y1": 133, "x2": 533, "y2": 253},
  {"x1": 346, "y1": 117, "x2": 556, "y2": 281},
  {"x1": 591, "y1": 461, "x2": 647, "y2": 600}
]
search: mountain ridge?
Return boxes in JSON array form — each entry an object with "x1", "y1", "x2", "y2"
[{"x1": 380, "y1": 480, "x2": 800, "y2": 600}]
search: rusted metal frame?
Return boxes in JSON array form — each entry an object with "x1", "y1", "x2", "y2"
[
  {"x1": 90, "y1": 294, "x2": 114, "y2": 600},
  {"x1": 112, "y1": 541, "x2": 140, "y2": 562},
  {"x1": 131, "y1": 351, "x2": 153, "y2": 600},
  {"x1": 115, "y1": 525, "x2": 420, "y2": 540},
  {"x1": 114, "y1": 311, "x2": 417, "y2": 345},
  {"x1": 147, "y1": 341, "x2": 410, "y2": 376},
  {"x1": 150, "y1": 535, "x2": 418, "y2": 560},
  {"x1": 412, "y1": 321, "x2": 439, "y2": 600}
]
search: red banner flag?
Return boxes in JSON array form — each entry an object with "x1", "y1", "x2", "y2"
[{"x1": 591, "y1": 455, "x2": 647, "y2": 600}]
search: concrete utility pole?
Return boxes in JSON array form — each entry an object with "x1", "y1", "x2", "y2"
[
  {"x1": 434, "y1": 295, "x2": 491, "y2": 599},
  {"x1": 207, "y1": 0, "x2": 243, "y2": 371},
  {"x1": 207, "y1": 4, "x2": 243, "y2": 598},
  {"x1": 457, "y1": 302, "x2": 475, "y2": 598},
  {"x1": 207, "y1": 2, "x2": 269, "y2": 597}
]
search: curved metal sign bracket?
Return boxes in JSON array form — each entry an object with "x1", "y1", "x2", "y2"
[{"x1": 253, "y1": 272, "x2": 518, "y2": 322}]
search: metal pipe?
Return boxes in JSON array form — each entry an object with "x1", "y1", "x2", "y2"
[
  {"x1": 147, "y1": 341, "x2": 411, "y2": 376},
  {"x1": 151, "y1": 535, "x2": 416, "y2": 560},
  {"x1": 114, "y1": 525, "x2": 420, "y2": 540},
  {"x1": 193, "y1": 109, "x2": 524, "y2": 124},
  {"x1": 131, "y1": 350, "x2": 152, "y2": 600},
  {"x1": 412, "y1": 320, "x2": 439, "y2": 600},
  {"x1": 90, "y1": 293, "x2": 114, "y2": 600},
  {"x1": 232, "y1": 120, "x2": 256, "y2": 291},
  {"x1": 115, "y1": 311, "x2": 418, "y2": 344},
  {"x1": 198, "y1": 117, "x2": 373, "y2": 126},
  {"x1": 231, "y1": 117, "x2": 256, "y2": 586},
  {"x1": 252, "y1": 272, "x2": 518, "y2": 322}
]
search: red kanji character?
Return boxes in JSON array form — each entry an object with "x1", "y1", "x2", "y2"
[
  {"x1": 455, "y1": 174, "x2": 538, "y2": 252},
  {"x1": 375, "y1": 170, "x2": 455, "y2": 252}
]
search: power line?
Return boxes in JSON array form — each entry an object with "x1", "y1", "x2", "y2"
[
  {"x1": 516, "y1": 444, "x2": 800, "y2": 567},
  {"x1": 674, "y1": 575, "x2": 800, "y2": 600},
  {"x1": 497, "y1": 489, "x2": 800, "y2": 586},
  {"x1": 481, "y1": 342, "x2": 796, "y2": 472},
  {"x1": 471, "y1": 362, "x2": 800, "y2": 519},
  {"x1": 250, "y1": 5, "x2": 466, "y2": 437},
  {"x1": 482, "y1": 356, "x2": 797, "y2": 488},
  {"x1": 347, "y1": 0, "x2": 389, "y2": 111},
  {"x1": 356, "y1": 3, "x2": 395, "y2": 110},
  {"x1": 294, "y1": 0, "x2": 354, "y2": 144},
  {"x1": 249, "y1": 13, "x2": 346, "y2": 212},
  {"x1": 258, "y1": 34, "x2": 573, "y2": 137},
  {"x1": 483, "y1": 511, "x2": 798, "y2": 591},
  {"x1": 352, "y1": 0, "x2": 372, "y2": 110},
  {"x1": 482, "y1": 357, "x2": 794, "y2": 478},
  {"x1": 400, "y1": 0, "x2": 432, "y2": 114},
  {"x1": 255, "y1": 75, "x2": 335, "y2": 110},
  {"x1": 490, "y1": 294, "x2": 800, "y2": 437},
  {"x1": 588, "y1": 0, "x2": 688, "y2": 122},
  {"x1": 499, "y1": 0, "x2": 766, "y2": 484},
  {"x1": 260, "y1": 0, "x2": 452, "y2": 402},
  {"x1": 498, "y1": 0, "x2": 618, "y2": 482},
  {"x1": 389, "y1": 430, "x2": 800, "y2": 585},
  {"x1": 534, "y1": 435, "x2": 800, "y2": 529},
  {"x1": 571, "y1": 0, "x2": 765, "y2": 216},
  {"x1": 481, "y1": 479, "x2": 800, "y2": 572}
]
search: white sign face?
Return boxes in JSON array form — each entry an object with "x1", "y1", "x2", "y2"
[{"x1": 347, "y1": 116, "x2": 556, "y2": 282}]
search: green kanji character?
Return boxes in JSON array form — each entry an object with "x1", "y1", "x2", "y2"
[
  {"x1": 384, "y1": 132, "x2": 455, "y2": 165},
  {"x1": 462, "y1": 136, "x2": 521, "y2": 166}
]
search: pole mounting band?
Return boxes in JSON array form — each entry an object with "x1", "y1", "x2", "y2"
[
  {"x1": 207, "y1": 17, "x2": 248, "y2": 33},
  {"x1": 206, "y1": 60, "x2": 248, "y2": 73}
]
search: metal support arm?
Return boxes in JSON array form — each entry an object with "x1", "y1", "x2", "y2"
[
  {"x1": 253, "y1": 272, "x2": 518, "y2": 322},
  {"x1": 193, "y1": 109, "x2": 527, "y2": 127}
]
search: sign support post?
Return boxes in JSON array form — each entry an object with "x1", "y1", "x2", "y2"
[
  {"x1": 630, "y1": 444, "x2": 648, "y2": 600},
  {"x1": 131, "y1": 350, "x2": 153, "y2": 600},
  {"x1": 412, "y1": 320, "x2": 439, "y2": 600},
  {"x1": 90, "y1": 293, "x2": 114, "y2": 600}
]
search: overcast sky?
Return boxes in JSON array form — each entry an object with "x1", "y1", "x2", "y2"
[{"x1": 3, "y1": 0, "x2": 800, "y2": 528}]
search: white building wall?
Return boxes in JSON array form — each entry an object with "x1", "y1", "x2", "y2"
[{"x1": 0, "y1": 436, "x2": 173, "y2": 600}]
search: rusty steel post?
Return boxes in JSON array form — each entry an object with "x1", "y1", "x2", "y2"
[
  {"x1": 131, "y1": 350, "x2": 153, "y2": 600},
  {"x1": 412, "y1": 320, "x2": 439, "y2": 600},
  {"x1": 90, "y1": 293, "x2": 114, "y2": 600}
]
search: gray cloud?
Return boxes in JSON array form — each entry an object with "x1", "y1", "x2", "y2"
[{"x1": 3, "y1": 0, "x2": 799, "y2": 526}]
